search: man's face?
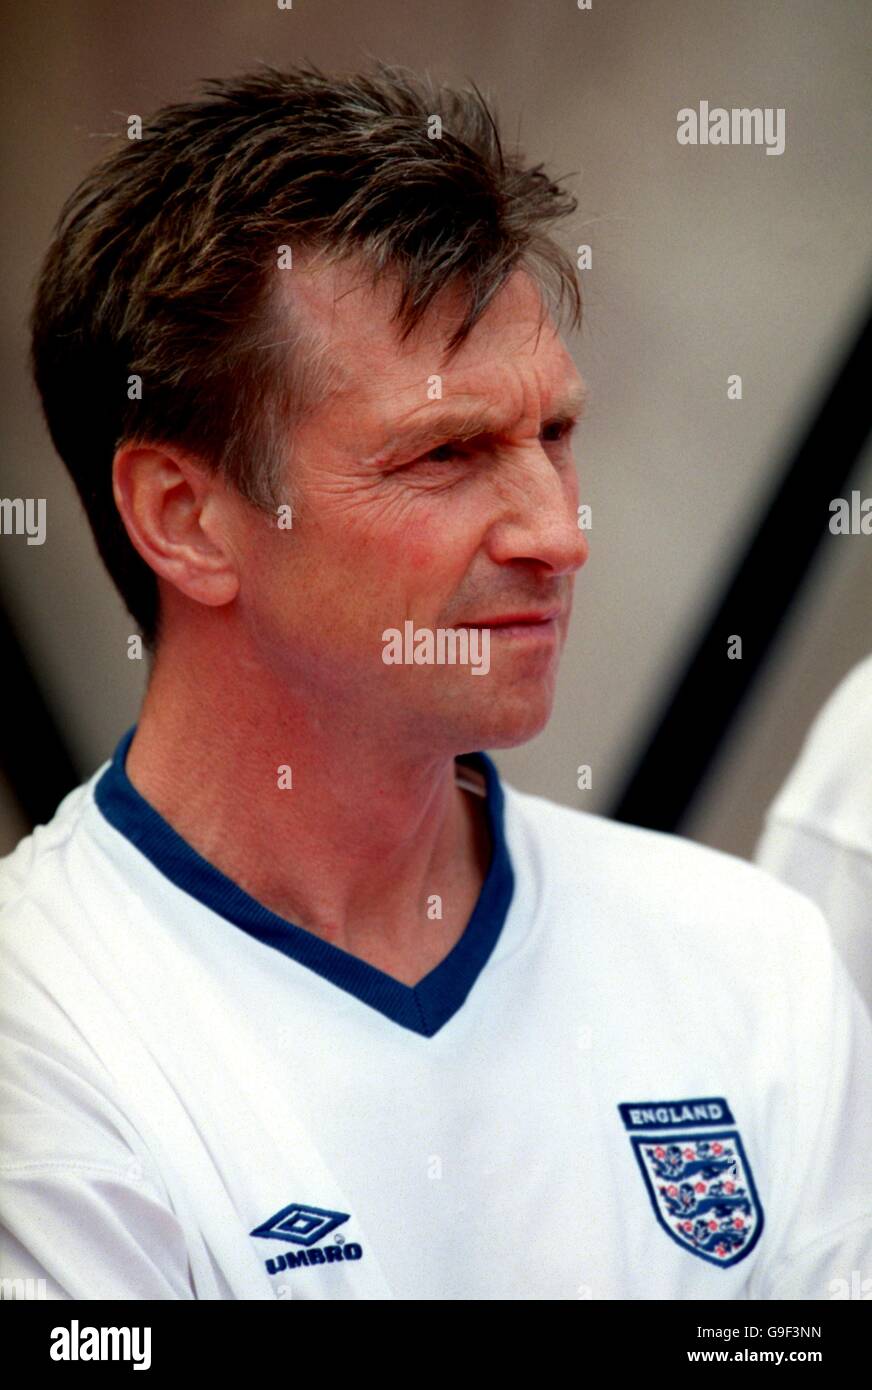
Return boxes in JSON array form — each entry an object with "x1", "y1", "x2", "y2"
[{"x1": 233, "y1": 257, "x2": 589, "y2": 753}]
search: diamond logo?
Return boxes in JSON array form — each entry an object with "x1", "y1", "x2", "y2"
[{"x1": 250, "y1": 1202, "x2": 350, "y2": 1247}]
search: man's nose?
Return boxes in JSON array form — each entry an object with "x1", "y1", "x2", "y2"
[{"x1": 486, "y1": 449, "x2": 589, "y2": 577}]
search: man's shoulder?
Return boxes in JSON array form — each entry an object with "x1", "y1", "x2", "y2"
[
  {"x1": 0, "y1": 771, "x2": 106, "y2": 939},
  {"x1": 501, "y1": 776, "x2": 832, "y2": 957},
  {"x1": 503, "y1": 773, "x2": 769, "y2": 885}
]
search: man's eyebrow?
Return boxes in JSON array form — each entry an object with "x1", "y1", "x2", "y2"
[
  {"x1": 378, "y1": 381, "x2": 589, "y2": 459},
  {"x1": 550, "y1": 381, "x2": 589, "y2": 421}
]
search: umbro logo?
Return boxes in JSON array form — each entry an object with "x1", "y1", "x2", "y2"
[
  {"x1": 250, "y1": 1202, "x2": 364, "y2": 1276},
  {"x1": 251, "y1": 1202, "x2": 349, "y2": 1246}
]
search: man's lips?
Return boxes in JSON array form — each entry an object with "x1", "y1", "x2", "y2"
[{"x1": 455, "y1": 609, "x2": 563, "y2": 627}]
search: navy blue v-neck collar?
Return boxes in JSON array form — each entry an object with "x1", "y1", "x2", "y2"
[{"x1": 94, "y1": 726, "x2": 515, "y2": 1038}]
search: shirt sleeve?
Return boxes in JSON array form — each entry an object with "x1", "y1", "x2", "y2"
[
  {"x1": 1, "y1": 1036, "x2": 196, "y2": 1300},
  {"x1": 0, "y1": 1158, "x2": 196, "y2": 1300},
  {"x1": 748, "y1": 895, "x2": 872, "y2": 1299},
  {"x1": 755, "y1": 813, "x2": 872, "y2": 1020}
]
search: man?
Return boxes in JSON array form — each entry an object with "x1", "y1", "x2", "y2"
[{"x1": 1, "y1": 62, "x2": 870, "y2": 1301}]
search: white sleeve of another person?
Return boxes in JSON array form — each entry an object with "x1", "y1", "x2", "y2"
[{"x1": 754, "y1": 654, "x2": 872, "y2": 1020}]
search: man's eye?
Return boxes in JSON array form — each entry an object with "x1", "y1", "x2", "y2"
[
  {"x1": 421, "y1": 442, "x2": 464, "y2": 464},
  {"x1": 415, "y1": 419, "x2": 577, "y2": 466},
  {"x1": 541, "y1": 418, "x2": 578, "y2": 444}
]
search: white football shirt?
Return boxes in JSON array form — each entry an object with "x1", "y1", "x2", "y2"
[
  {"x1": 1, "y1": 726, "x2": 871, "y2": 1300},
  {"x1": 755, "y1": 653, "x2": 872, "y2": 1018}
]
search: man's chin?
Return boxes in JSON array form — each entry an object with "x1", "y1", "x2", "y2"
[{"x1": 454, "y1": 692, "x2": 555, "y2": 751}]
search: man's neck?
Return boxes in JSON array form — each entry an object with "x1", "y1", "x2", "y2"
[{"x1": 125, "y1": 642, "x2": 492, "y2": 986}]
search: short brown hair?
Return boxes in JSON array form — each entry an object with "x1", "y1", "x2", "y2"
[{"x1": 30, "y1": 61, "x2": 582, "y2": 647}]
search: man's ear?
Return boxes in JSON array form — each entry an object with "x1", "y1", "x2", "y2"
[{"x1": 112, "y1": 444, "x2": 240, "y2": 612}]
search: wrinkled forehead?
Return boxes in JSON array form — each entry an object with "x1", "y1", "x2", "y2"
[{"x1": 280, "y1": 250, "x2": 572, "y2": 408}]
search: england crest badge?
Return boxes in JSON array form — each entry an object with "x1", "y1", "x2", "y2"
[{"x1": 618, "y1": 1096, "x2": 764, "y2": 1267}]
